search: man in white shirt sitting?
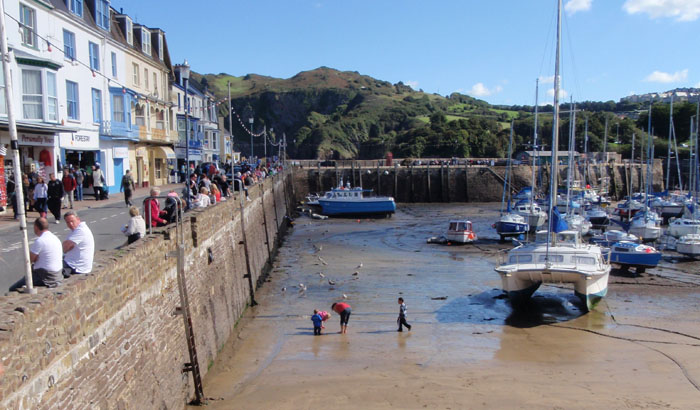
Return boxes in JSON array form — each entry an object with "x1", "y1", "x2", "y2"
[
  {"x1": 9, "y1": 217, "x2": 63, "y2": 291},
  {"x1": 62, "y1": 211, "x2": 95, "y2": 277}
]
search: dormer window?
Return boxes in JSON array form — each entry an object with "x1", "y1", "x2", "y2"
[
  {"x1": 95, "y1": 0, "x2": 110, "y2": 30},
  {"x1": 141, "y1": 29, "x2": 151, "y2": 55},
  {"x1": 67, "y1": 0, "x2": 83, "y2": 17},
  {"x1": 125, "y1": 18, "x2": 133, "y2": 45},
  {"x1": 158, "y1": 33, "x2": 163, "y2": 60}
]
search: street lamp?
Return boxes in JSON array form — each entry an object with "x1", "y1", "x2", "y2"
[
  {"x1": 249, "y1": 117, "x2": 254, "y2": 161},
  {"x1": 178, "y1": 59, "x2": 191, "y2": 208}
]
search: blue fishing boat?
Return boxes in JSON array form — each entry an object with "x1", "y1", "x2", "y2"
[
  {"x1": 318, "y1": 186, "x2": 396, "y2": 216},
  {"x1": 493, "y1": 213, "x2": 529, "y2": 241},
  {"x1": 603, "y1": 241, "x2": 662, "y2": 273}
]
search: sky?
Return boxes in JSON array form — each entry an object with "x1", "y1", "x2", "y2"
[{"x1": 113, "y1": 0, "x2": 700, "y2": 106}]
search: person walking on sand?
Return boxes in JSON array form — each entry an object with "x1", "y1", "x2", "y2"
[
  {"x1": 397, "y1": 297, "x2": 412, "y2": 332},
  {"x1": 331, "y1": 302, "x2": 351, "y2": 334},
  {"x1": 311, "y1": 309, "x2": 323, "y2": 335}
]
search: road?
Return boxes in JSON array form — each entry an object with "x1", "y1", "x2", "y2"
[{"x1": 0, "y1": 191, "x2": 160, "y2": 293}]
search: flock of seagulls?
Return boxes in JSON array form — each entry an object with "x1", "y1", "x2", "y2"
[{"x1": 281, "y1": 242, "x2": 364, "y2": 301}]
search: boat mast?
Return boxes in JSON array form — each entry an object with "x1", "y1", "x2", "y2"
[
  {"x1": 530, "y1": 78, "x2": 540, "y2": 212},
  {"x1": 584, "y1": 117, "x2": 589, "y2": 189},
  {"x1": 566, "y1": 98, "x2": 575, "y2": 216},
  {"x1": 603, "y1": 116, "x2": 609, "y2": 194},
  {"x1": 547, "y1": 0, "x2": 562, "y2": 247},
  {"x1": 666, "y1": 96, "x2": 673, "y2": 190},
  {"x1": 501, "y1": 122, "x2": 515, "y2": 215}
]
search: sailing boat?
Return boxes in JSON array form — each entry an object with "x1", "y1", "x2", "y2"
[
  {"x1": 495, "y1": 0, "x2": 610, "y2": 311},
  {"x1": 669, "y1": 99, "x2": 700, "y2": 239},
  {"x1": 494, "y1": 121, "x2": 529, "y2": 241}
]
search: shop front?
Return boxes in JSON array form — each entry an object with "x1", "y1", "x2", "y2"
[
  {"x1": 5, "y1": 132, "x2": 61, "y2": 179},
  {"x1": 59, "y1": 131, "x2": 100, "y2": 174},
  {"x1": 100, "y1": 141, "x2": 130, "y2": 194},
  {"x1": 134, "y1": 146, "x2": 149, "y2": 188},
  {"x1": 149, "y1": 145, "x2": 176, "y2": 187}
]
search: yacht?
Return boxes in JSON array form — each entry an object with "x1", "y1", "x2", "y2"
[
  {"x1": 668, "y1": 218, "x2": 700, "y2": 238},
  {"x1": 513, "y1": 202, "x2": 547, "y2": 231},
  {"x1": 676, "y1": 234, "x2": 700, "y2": 258}
]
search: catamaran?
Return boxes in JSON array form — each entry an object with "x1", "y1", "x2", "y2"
[{"x1": 495, "y1": 0, "x2": 610, "y2": 311}]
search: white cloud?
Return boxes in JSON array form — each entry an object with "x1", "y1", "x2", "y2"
[
  {"x1": 565, "y1": 0, "x2": 592, "y2": 15},
  {"x1": 695, "y1": 81, "x2": 700, "y2": 87},
  {"x1": 467, "y1": 83, "x2": 503, "y2": 97},
  {"x1": 546, "y1": 87, "x2": 569, "y2": 100},
  {"x1": 644, "y1": 69, "x2": 688, "y2": 83},
  {"x1": 539, "y1": 75, "x2": 560, "y2": 84},
  {"x1": 623, "y1": 0, "x2": 700, "y2": 21},
  {"x1": 404, "y1": 80, "x2": 419, "y2": 90}
]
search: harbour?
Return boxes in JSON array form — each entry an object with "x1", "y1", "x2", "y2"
[{"x1": 196, "y1": 203, "x2": 700, "y2": 409}]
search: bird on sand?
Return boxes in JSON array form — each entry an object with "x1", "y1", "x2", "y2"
[
  {"x1": 318, "y1": 272, "x2": 325, "y2": 278},
  {"x1": 318, "y1": 256, "x2": 328, "y2": 265},
  {"x1": 356, "y1": 263, "x2": 363, "y2": 269},
  {"x1": 352, "y1": 271, "x2": 359, "y2": 276},
  {"x1": 328, "y1": 279, "x2": 336, "y2": 286},
  {"x1": 342, "y1": 294, "x2": 348, "y2": 299},
  {"x1": 281, "y1": 287, "x2": 286, "y2": 292}
]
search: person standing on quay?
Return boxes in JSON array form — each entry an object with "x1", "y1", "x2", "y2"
[
  {"x1": 74, "y1": 167, "x2": 84, "y2": 201},
  {"x1": 33, "y1": 176, "x2": 48, "y2": 218},
  {"x1": 47, "y1": 173, "x2": 64, "y2": 224},
  {"x1": 331, "y1": 302, "x2": 352, "y2": 334},
  {"x1": 62, "y1": 168, "x2": 76, "y2": 209},
  {"x1": 397, "y1": 297, "x2": 412, "y2": 332},
  {"x1": 120, "y1": 169, "x2": 135, "y2": 207},
  {"x1": 92, "y1": 164, "x2": 104, "y2": 200}
]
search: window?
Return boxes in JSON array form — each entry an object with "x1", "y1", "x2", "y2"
[
  {"x1": 177, "y1": 93, "x2": 181, "y2": 109},
  {"x1": 92, "y1": 89, "x2": 102, "y2": 123},
  {"x1": 0, "y1": 68, "x2": 6, "y2": 115},
  {"x1": 132, "y1": 63, "x2": 139, "y2": 85},
  {"x1": 144, "y1": 68, "x2": 148, "y2": 88},
  {"x1": 47, "y1": 72, "x2": 57, "y2": 121},
  {"x1": 96, "y1": 0, "x2": 110, "y2": 30},
  {"x1": 66, "y1": 80, "x2": 79, "y2": 120},
  {"x1": 134, "y1": 104, "x2": 145, "y2": 126},
  {"x1": 153, "y1": 72, "x2": 157, "y2": 94},
  {"x1": 63, "y1": 30, "x2": 76, "y2": 61},
  {"x1": 155, "y1": 158, "x2": 163, "y2": 179},
  {"x1": 111, "y1": 52, "x2": 117, "y2": 77},
  {"x1": 22, "y1": 70, "x2": 42, "y2": 119},
  {"x1": 67, "y1": 0, "x2": 83, "y2": 17},
  {"x1": 89, "y1": 42, "x2": 100, "y2": 71},
  {"x1": 158, "y1": 33, "x2": 163, "y2": 60},
  {"x1": 156, "y1": 110, "x2": 164, "y2": 129},
  {"x1": 125, "y1": 19, "x2": 133, "y2": 45},
  {"x1": 212, "y1": 132, "x2": 218, "y2": 150},
  {"x1": 112, "y1": 94, "x2": 125, "y2": 123},
  {"x1": 141, "y1": 29, "x2": 151, "y2": 55},
  {"x1": 19, "y1": 4, "x2": 37, "y2": 48}
]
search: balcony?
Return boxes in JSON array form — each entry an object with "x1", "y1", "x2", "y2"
[
  {"x1": 152, "y1": 127, "x2": 168, "y2": 141},
  {"x1": 100, "y1": 121, "x2": 138, "y2": 140}
]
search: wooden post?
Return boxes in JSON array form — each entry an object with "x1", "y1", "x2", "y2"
[
  {"x1": 427, "y1": 163, "x2": 431, "y2": 202},
  {"x1": 445, "y1": 163, "x2": 450, "y2": 202},
  {"x1": 377, "y1": 162, "x2": 381, "y2": 195},
  {"x1": 259, "y1": 184, "x2": 272, "y2": 260},
  {"x1": 239, "y1": 200, "x2": 257, "y2": 306},
  {"x1": 394, "y1": 163, "x2": 398, "y2": 200},
  {"x1": 335, "y1": 162, "x2": 339, "y2": 188},
  {"x1": 317, "y1": 163, "x2": 321, "y2": 193},
  {"x1": 352, "y1": 161, "x2": 356, "y2": 187},
  {"x1": 359, "y1": 163, "x2": 363, "y2": 188},
  {"x1": 464, "y1": 162, "x2": 469, "y2": 202},
  {"x1": 410, "y1": 165, "x2": 414, "y2": 203}
]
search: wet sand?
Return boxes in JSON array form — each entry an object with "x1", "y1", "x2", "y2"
[{"x1": 195, "y1": 203, "x2": 700, "y2": 409}]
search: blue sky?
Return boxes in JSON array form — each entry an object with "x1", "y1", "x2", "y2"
[{"x1": 114, "y1": 0, "x2": 700, "y2": 105}]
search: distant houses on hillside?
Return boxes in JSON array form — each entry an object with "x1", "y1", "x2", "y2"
[{"x1": 621, "y1": 88, "x2": 700, "y2": 104}]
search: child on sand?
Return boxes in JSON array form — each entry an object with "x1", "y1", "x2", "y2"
[
  {"x1": 397, "y1": 297, "x2": 412, "y2": 332},
  {"x1": 318, "y1": 310, "x2": 331, "y2": 329},
  {"x1": 311, "y1": 309, "x2": 323, "y2": 335}
]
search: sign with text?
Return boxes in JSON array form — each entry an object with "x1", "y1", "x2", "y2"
[
  {"x1": 59, "y1": 133, "x2": 99, "y2": 150},
  {"x1": 113, "y1": 146, "x2": 129, "y2": 158},
  {"x1": 19, "y1": 133, "x2": 55, "y2": 147}
]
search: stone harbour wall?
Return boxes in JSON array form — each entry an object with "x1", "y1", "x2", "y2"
[{"x1": 0, "y1": 171, "x2": 297, "y2": 409}]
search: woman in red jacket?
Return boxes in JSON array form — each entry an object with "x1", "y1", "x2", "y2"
[
  {"x1": 146, "y1": 188, "x2": 168, "y2": 227},
  {"x1": 331, "y1": 302, "x2": 351, "y2": 334}
]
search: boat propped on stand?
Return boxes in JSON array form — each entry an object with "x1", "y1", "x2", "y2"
[{"x1": 446, "y1": 220, "x2": 477, "y2": 244}]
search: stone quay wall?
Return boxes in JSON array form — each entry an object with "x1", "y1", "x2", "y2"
[
  {"x1": 302, "y1": 160, "x2": 665, "y2": 202},
  {"x1": 0, "y1": 171, "x2": 298, "y2": 409}
]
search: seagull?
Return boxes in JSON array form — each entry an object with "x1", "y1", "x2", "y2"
[
  {"x1": 317, "y1": 245, "x2": 323, "y2": 252},
  {"x1": 281, "y1": 287, "x2": 286, "y2": 292},
  {"x1": 356, "y1": 263, "x2": 363, "y2": 269},
  {"x1": 352, "y1": 271, "x2": 359, "y2": 276},
  {"x1": 328, "y1": 279, "x2": 336, "y2": 286},
  {"x1": 318, "y1": 272, "x2": 325, "y2": 278},
  {"x1": 318, "y1": 256, "x2": 328, "y2": 266},
  {"x1": 342, "y1": 294, "x2": 348, "y2": 299}
]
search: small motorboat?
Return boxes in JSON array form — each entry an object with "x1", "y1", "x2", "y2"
[
  {"x1": 590, "y1": 230, "x2": 638, "y2": 247},
  {"x1": 676, "y1": 234, "x2": 700, "y2": 258},
  {"x1": 564, "y1": 212, "x2": 592, "y2": 236},
  {"x1": 446, "y1": 220, "x2": 477, "y2": 244},
  {"x1": 586, "y1": 206, "x2": 610, "y2": 229},
  {"x1": 318, "y1": 185, "x2": 396, "y2": 217},
  {"x1": 651, "y1": 198, "x2": 684, "y2": 220},
  {"x1": 603, "y1": 241, "x2": 662, "y2": 274},
  {"x1": 493, "y1": 213, "x2": 529, "y2": 241},
  {"x1": 513, "y1": 201, "x2": 547, "y2": 231},
  {"x1": 667, "y1": 218, "x2": 700, "y2": 238},
  {"x1": 628, "y1": 211, "x2": 662, "y2": 242},
  {"x1": 614, "y1": 199, "x2": 643, "y2": 219}
]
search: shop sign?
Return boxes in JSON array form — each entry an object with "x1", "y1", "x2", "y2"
[
  {"x1": 59, "y1": 133, "x2": 98, "y2": 150},
  {"x1": 113, "y1": 146, "x2": 129, "y2": 158},
  {"x1": 175, "y1": 147, "x2": 202, "y2": 160},
  {"x1": 19, "y1": 133, "x2": 54, "y2": 147},
  {"x1": 135, "y1": 147, "x2": 147, "y2": 157}
]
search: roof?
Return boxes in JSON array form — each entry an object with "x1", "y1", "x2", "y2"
[{"x1": 522, "y1": 150, "x2": 580, "y2": 157}]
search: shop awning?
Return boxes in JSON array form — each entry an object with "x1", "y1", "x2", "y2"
[
  {"x1": 0, "y1": 119, "x2": 79, "y2": 134},
  {"x1": 155, "y1": 145, "x2": 177, "y2": 159}
]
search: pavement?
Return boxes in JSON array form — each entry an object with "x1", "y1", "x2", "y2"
[{"x1": 0, "y1": 183, "x2": 182, "y2": 292}]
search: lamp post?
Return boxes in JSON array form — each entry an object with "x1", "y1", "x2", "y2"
[
  {"x1": 249, "y1": 117, "x2": 254, "y2": 161},
  {"x1": 179, "y1": 60, "x2": 191, "y2": 208}
]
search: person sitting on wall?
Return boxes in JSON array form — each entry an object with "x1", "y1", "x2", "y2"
[
  {"x1": 193, "y1": 187, "x2": 211, "y2": 208},
  {"x1": 164, "y1": 191, "x2": 182, "y2": 223},
  {"x1": 146, "y1": 188, "x2": 168, "y2": 227},
  {"x1": 62, "y1": 211, "x2": 95, "y2": 277},
  {"x1": 121, "y1": 206, "x2": 146, "y2": 245},
  {"x1": 9, "y1": 217, "x2": 64, "y2": 291}
]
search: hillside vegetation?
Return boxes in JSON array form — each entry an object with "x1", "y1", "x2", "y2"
[{"x1": 195, "y1": 67, "x2": 699, "y2": 161}]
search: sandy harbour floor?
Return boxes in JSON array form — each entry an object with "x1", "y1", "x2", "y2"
[{"x1": 193, "y1": 203, "x2": 700, "y2": 410}]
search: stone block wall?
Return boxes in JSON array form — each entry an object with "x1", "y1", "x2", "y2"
[{"x1": 0, "y1": 172, "x2": 296, "y2": 409}]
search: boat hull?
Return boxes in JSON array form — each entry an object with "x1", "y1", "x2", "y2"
[
  {"x1": 608, "y1": 251, "x2": 662, "y2": 267},
  {"x1": 446, "y1": 231, "x2": 476, "y2": 243},
  {"x1": 629, "y1": 225, "x2": 662, "y2": 242},
  {"x1": 676, "y1": 242, "x2": 700, "y2": 258},
  {"x1": 494, "y1": 221, "x2": 528, "y2": 238},
  {"x1": 319, "y1": 198, "x2": 396, "y2": 216}
]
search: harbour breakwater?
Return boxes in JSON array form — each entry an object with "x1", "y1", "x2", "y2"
[
  {"x1": 0, "y1": 171, "x2": 303, "y2": 409},
  {"x1": 302, "y1": 160, "x2": 666, "y2": 202}
]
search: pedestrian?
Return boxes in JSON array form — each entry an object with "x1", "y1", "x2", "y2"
[
  {"x1": 331, "y1": 302, "x2": 351, "y2": 334},
  {"x1": 47, "y1": 173, "x2": 64, "y2": 223},
  {"x1": 311, "y1": 309, "x2": 323, "y2": 335},
  {"x1": 33, "y1": 176, "x2": 48, "y2": 218},
  {"x1": 121, "y1": 206, "x2": 146, "y2": 244},
  {"x1": 194, "y1": 187, "x2": 211, "y2": 208},
  {"x1": 210, "y1": 184, "x2": 221, "y2": 203},
  {"x1": 62, "y1": 168, "x2": 76, "y2": 209},
  {"x1": 146, "y1": 188, "x2": 168, "y2": 227},
  {"x1": 62, "y1": 211, "x2": 95, "y2": 277},
  {"x1": 6, "y1": 173, "x2": 17, "y2": 219},
  {"x1": 92, "y1": 164, "x2": 104, "y2": 200},
  {"x1": 120, "y1": 169, "x2": 135, "y2": 207},
  {"x1": 397, "y1": 297, "x2": 412, "y2": 332},
  {"x1": 74, "y1": 167, "x2": 84, "y2": 201},
  {"x1": 9, "y1": 218, "x2": 63, "y2": 291}
]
